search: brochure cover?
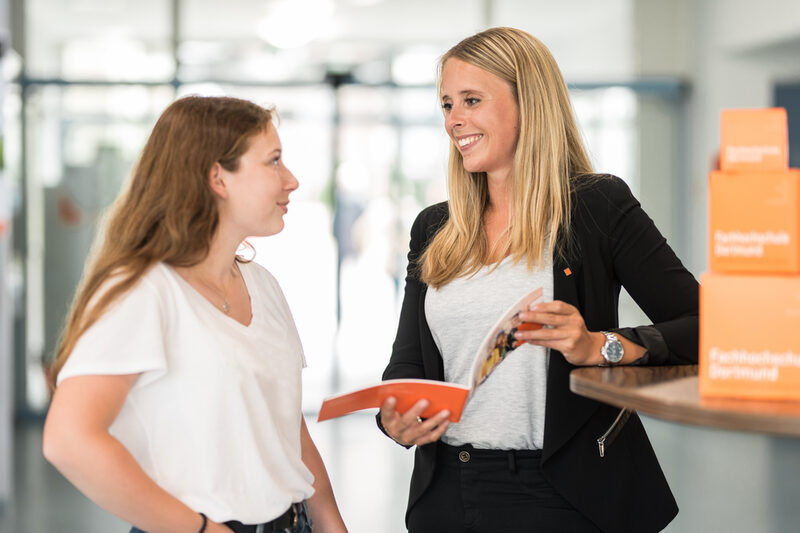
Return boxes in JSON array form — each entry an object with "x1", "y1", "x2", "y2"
[{"x1": 317, "y1": 287, "x2": 544, "y2": 422}]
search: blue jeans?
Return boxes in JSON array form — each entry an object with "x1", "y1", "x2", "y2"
[{"x1": 130, "y1": 501, "x2": 312, "y2": 533}]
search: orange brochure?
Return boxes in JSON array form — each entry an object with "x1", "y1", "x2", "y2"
[
  {"x1": 317, "y1": 286, "x2": 545, "y2": 423},
  {"x1": 317, "y1": 379, "x2": 470, "y2": 422},
  {"x1": 720, "y1": 108, "x2": 788, "y2": 172},
  {"x1": 708, "y1": 170, "x2": 800, "y2": 273},
  {"x1": 699, "y1": 272, "x2": 800, "y2": 400}
]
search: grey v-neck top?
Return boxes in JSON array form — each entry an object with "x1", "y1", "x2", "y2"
[{"x1": 425, "y1": 256, "x2": 554, "y2": 450}]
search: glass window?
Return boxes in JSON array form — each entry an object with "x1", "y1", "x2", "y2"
[
  {"x1": 572, "y1": 87, "x2": 639, "y2": 193},
  {"x1": 13, "y1": 2, "x2": 651, "y2": 417},
  {"x1": 178, "y1": 0, "x2": 327, "y2": 83},
  {"x1": 26, "y1": 0, "x2": 174, "y2": 81},
  {"x1": 22, "y1": 84, "x2": 175, "y2": 409}
]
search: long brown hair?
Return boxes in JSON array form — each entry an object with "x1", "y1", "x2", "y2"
[
  {"x1": 49, "y1": 96, "x2": 273, "y2": 387},
  {"x1": 421, "y1": 27, "x2": 593, "y2": 287}
]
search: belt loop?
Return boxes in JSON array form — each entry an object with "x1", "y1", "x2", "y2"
[
  {"x1": 507, "y1": 450, "x2": 517, "y2": 473},
  {"x1": 255, "y1": 524, "x2": 264, "y2": 533}
]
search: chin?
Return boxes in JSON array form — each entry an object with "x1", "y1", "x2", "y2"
[
  {"x1": 463, "y1": 165, "x2": 486, "y2": 175},
  {"x1": 460, "y1": 158, "x2": 485, "y2": 174},
  {"x1": 269, "y1": 220, "x2": 286, "y2": 235}
]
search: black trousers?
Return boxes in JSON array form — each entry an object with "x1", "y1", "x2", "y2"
[{"x1": 407, "y1": 442, "x2": 602, "y2": 533}]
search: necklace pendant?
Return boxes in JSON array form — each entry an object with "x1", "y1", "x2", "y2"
[{"x1": 222, "y1": 300, "x2": 231, "y2": 314}]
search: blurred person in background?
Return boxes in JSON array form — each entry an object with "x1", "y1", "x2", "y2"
[
  {"x1": 43, "y1": 95, "x2": 348, "y2": 533},
  {"x1": 379, "y1": 27, "x2": 698, "y2": 533}
]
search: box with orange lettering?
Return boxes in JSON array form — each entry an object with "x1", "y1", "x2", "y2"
[
  {"x1": 699, "y1": 272, "x2": 800, "y2": 400},
  {"x1": 720, "y1": 108, "x2": 788, "y2": 172},
  {"x1": 708, "y1": 169, "x2": 800, "y2": 273}
]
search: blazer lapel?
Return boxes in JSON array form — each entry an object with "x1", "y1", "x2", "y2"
[{"x1": 543, "y1": 253, "x2": 599, "y2": 463}]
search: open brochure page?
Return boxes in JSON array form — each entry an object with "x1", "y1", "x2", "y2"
[
  {"x1": 467, "y1": 286, "x2": 544, "y2": 392},
  {"x1": 317, "y1": 286, "x2": 545, "y2": 423}
]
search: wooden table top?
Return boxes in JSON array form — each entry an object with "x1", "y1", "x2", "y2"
[{"x1": 569, "y1": 365, "x2": 800, "y2": 437}]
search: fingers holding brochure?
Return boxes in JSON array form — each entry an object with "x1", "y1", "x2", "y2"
[
  {"x1": 517, "y1": 300, "x2": 604, "y2": 366},
  {"x1": 380, "y1": 397, "x2": 451, "y2": 447}
]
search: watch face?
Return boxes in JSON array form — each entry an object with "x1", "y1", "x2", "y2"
[{"x1": 602, "y1": 334, "x2": 624, "y2": 363}]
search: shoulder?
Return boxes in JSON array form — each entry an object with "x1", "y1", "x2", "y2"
[
  {"x1": 571, "y1": 173, "x2": 636, "y2": 208},
  {"x1": 411, "y1": 201, "x2": 450, "y2": 239},
  {"x1": 93, "y1": 263, "x2": 167, "y2": 313},
  {"x1": 237, "y1": 260, "x2": 280, "y2": 291},
  {"x1": 238, "y1": 259, "x2": 275, "y2": 280},
  {"x1": 570, "y1": 174, "x2": 641, "y2": 227},
  {"x1": 415, "y1": 201, "x2": 449, "y2": 225},
  {"x1": 237, "y1": 260, "x2": 294, "y2": 309}
]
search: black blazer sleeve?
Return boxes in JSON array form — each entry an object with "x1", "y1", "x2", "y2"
[
  {"x1": 377, "y1": 202, "x2": 448, "y2": 441},
  {"x1": 382, "y1": 202, "x2": 449, "y2": 382},
  {"x1": 573, "y1": 176, "x2": 698, "y2": 365}
]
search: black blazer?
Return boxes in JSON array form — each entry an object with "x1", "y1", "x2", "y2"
[{"x1": 380, "y1": 175, "x2": 699, "y2": 533}]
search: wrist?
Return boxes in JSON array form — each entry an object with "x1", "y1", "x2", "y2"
[
  {"x1": 592, "y1": 332, "x2": 607, "y2": 365},
  {"x1": 599, "y1": 331, "x2": 625, "y2": 365}
]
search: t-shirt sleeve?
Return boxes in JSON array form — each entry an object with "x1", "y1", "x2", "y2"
[{"x1": 57, "y1": 276, "x2": 169, "y2": 389}]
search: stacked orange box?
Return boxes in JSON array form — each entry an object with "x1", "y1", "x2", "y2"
[{"x1": 700, "y1": 108, "x2": 800, "y2": 400}]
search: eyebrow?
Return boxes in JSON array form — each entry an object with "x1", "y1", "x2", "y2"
[{"x1": 440, "y1": 89, "x2": 484, "y2": 100}]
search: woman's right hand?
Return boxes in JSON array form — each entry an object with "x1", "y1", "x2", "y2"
[{"x1": 379, "y1": 397, "x2": 451, "y2": 446}]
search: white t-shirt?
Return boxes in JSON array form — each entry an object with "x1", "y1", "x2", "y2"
[
  {"x1": 57, "y1": 261, "x2": 315, "y2": 524},
  {"x1": 425, "y1": 255, "x2": 553, "y2": 450}
]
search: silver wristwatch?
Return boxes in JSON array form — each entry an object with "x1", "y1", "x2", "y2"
[{"x1": 600, "y1": 331, "x2": 624, "y2": 365}]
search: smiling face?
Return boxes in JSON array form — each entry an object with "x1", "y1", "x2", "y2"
[
  {"x1": 218, "y1": 124, "x2": 299, "y2": 238},
  {"x1": 440, "y1": 58, "x2": 520, "y2": 181}
]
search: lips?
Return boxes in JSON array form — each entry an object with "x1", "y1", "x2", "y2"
[
  {"x1": 278, "y1": 201, "x2": 289, "y2": 214},
  {"x1": 456, "y1": 134, "x2": 483, "y2": 150}
]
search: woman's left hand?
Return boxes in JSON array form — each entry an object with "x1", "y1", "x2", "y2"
[{"x1": 516, "y1": 300, "x2": 604, "y2": 366}]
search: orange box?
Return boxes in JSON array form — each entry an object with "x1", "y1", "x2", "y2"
[
  {"x1": 708, "y1": 170, "x2": 800, "y2": 273},
  {"x1": 720, "y1": 108, "x2": 788, "y2": 172},
  {"x1": 700, "y1": 272, "x2": 800, "y2": 400},
  {"x1": 719, "y1": 107, "x2": 789, "y2": 172}
]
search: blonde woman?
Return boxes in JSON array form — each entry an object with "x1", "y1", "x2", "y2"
[
  {"x1": 379, "y1": 28, "x2": 698, "y2": 532},
  {"x1": 43, "y1": 96, "x2": 348, "y2": 533}
]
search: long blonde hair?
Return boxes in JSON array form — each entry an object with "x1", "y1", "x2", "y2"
[
  {"x1": 421, "y1": 27, "x2": 593, "y2": 287},
  {"x1": 49, "y1": 96, "x2": 273, "y2": 387}
]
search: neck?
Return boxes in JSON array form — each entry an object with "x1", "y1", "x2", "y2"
[
  {"x1": 486, "y1": 171, "x2": 511, "y2": 216},
  {"x1": 185, "y1": 232, "x2": 241, "y2": 286},
  {"x1": 202, "y1": 217, "x2": 250, "y2": 276}
]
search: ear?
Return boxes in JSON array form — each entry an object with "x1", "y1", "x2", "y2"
[{"x1": 208, "y1": 162, "x2": 228, "y2": 199}]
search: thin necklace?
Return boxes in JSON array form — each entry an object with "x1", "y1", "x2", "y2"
[{"x1": 193, "y1": 271, "x2": 234, "y2": 314}]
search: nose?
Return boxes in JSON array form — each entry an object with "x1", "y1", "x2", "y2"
[
  {"x1": 445, "y1": 105, "x2": 465, "y2": 133},
  {"x1": 283, "y1": 167, "x2": 299, "y2": 192}
]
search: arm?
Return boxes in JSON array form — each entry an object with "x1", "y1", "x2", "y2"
[
  {"x1": 43, "y1": 375, "x2": 231, "y2": 533},
  {"x1": 300, "y1": 418, "x2": 347, "y2": 533},
  {"x1": 603, "y1": 176, "x2": 699, "y2": 365},
  {"x1": 517, "y1": 302, "x2": 646, "y2": 366},
  {"x1": 378, "y1": 204, "x2": 451, "y2": 445},
  {"x1": 381, "y1": 206, "x2": 440, "y2": 383},
  {"x1": 516, "y1": 176, "x2": 698, "y2": 366}
]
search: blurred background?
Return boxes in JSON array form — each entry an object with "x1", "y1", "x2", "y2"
[{"x1": 1, "y1": 0, "x2": 800, "y2": 531}]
